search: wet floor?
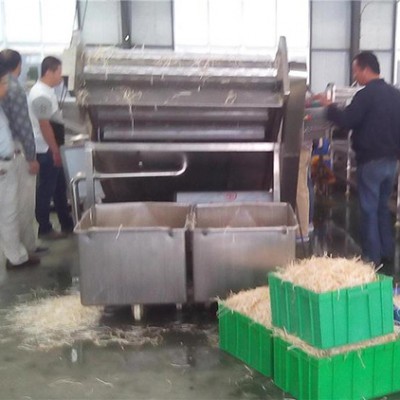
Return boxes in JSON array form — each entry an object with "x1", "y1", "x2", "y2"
[{"x1": 1, "y1": 188, "x2": 400, "y2": 400}]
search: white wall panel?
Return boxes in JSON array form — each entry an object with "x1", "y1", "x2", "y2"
[
  {"x1": 395, "y1": 2, "x2": 400, "y2": 83},
  {"x1": 311, "y1": 51, "x2": 349, "y2": 93},
  {"x1": 277, "y1": 0, "x2": 309, "y2": 50},
  {"x1": 174, "y1": 0, "x2": 209, "y2": 46},
  {"x1": 312, "y1": 1, "x2": 351, "y2": 49},
  {"x1": 374, "y1": 51, "x2": 392, "y2": 81},
  {"x1": 208, "y1": 0, "x2": 242, "y2": 47},
  {"x1": 80, "y1": 0, "x2": 121, "y2": 45},
  {"x1": 0, "y1": 2, "x2": 4, "y2": 44},
  {"x1": 360, "y1": 1, "x2": 394, "y2": 50},
  {"x1": 131, "y1": 1, "x2": 173, "y2": 47},
  {"x1": 242, "y1": 0, "x2": 276, "y2": 48},
  {"x1": 41, "y1": 0, "x2": 75, "y2": 44}
]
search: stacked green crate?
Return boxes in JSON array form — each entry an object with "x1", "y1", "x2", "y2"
[
  {"x1": 218, "y1": 303, "x2": 273, "y2": 376},
  {"x1": 273, "y1": 334, "x2": 400, "y2": 400},
  {"x1": 218, "y1": 287, "x2": 273, "y2": 377},
  {"x1": 269, "y1": 268, "x2": 400, "y2": 400},
  {"x1": 269, "y1": 273, "x2": 394, "y2": 348}
]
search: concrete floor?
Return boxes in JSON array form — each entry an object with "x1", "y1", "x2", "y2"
[{"x1": 0, "y1": 189, "x2": 400, "y2": 400}]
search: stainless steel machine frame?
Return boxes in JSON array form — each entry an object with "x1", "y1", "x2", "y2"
[
  {"x1": 64, "y1": 35, "x2": 307, "y2": 211},
  {"x1": 82, "y1": 141, "x2": 280, "y2": 220},
  {"x1": 63, "y1": 34, "x2": 307, "y2": 310}
]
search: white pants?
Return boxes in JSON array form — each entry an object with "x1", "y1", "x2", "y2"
[
  {"x1": 14, "y1": 145, "x2": 37, "y2": 253},
  {"x1": 0, "y1": 157, "x2": 29, "y2": 265}
]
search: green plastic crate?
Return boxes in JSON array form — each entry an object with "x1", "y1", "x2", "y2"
[
  {"x1": 218, "y1": 303, "x2": 273, "y2": 377},
  {"x1": 273, "y1": 335, "x2": 400, "y2": 400},
  {"x1": 269, "y1": 273, "x2": 394, "y2": 349}
]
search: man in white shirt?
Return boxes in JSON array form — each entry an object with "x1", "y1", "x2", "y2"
[
  {"x1": 28, "y1": 56, "x2": 73, "y2": 239},
  {"x1": 0, "y1": 63, "x2": 40, "y2": 268}
]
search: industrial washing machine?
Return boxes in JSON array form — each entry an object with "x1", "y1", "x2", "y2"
[{"x1": 62, "y1": 33, "x2": 307, "y2": 317}]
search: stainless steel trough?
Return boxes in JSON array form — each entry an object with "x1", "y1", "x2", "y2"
[
  {"x1": 192, "y1": 202, "x2": 297, "y2": 302},
  {"x1": 75, "y1": 202, "x2": 190, "y2": 305}
]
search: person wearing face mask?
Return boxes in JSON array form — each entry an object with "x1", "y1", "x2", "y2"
[
  {"x1": 28, "y1": 56, "x2": 73, "y2": 240},
  {"x1": 317, "y1": 51, "x2": 400, "y2": 266}
]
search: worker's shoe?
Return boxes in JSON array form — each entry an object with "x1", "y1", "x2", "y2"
[
  {"x1": 34, "y1": 246, "x2": 49, "y2": 254},
  {"x1": 6, "y1": 255, "x2": 41, "y2": 269},
  {"x1": 296, "y1": 235, "x2": 310, "y2": 244},
  {"x1": 38, "y1": 230, "x2": 68, "y2": 240},
  {"x1": 61, "y1": 228, "x2": 74, "y2": 237},
  {"x1": 61, "y1": 224, "x2": 74, "y2": 235}
]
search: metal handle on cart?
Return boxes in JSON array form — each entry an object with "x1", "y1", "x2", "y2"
[
  {"x1": 92, "y1": 154, "x2": 188, "y2": 180},
  {"x1": 71, "y1": 154, "x2": 188, "y2": 223},
  {"x1": 70, "y1": 172, "x2": 86, "y2": 224}
]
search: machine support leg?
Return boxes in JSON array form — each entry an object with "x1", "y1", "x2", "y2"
[{"x1": 131, "y1": 304, "x2": 143, "y2": 321}]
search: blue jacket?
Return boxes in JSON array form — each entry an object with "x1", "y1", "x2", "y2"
[{"x1": 326, "y1": 79, "x2": 400, "y2": 165}]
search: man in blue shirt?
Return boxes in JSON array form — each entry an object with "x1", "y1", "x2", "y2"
[{"x1": 320, "y1": 52, "x2": 400, "y2": 265}]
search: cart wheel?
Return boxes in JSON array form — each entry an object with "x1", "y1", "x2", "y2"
[
  {"x1": 131, "y1": 304, "x2": 143, "y2": 321},
  {"x1": 176, "y1": 303, "x2": 182, "y2": 311}
]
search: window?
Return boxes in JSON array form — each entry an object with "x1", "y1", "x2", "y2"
[
  {"x1": 174, "y1": 0, "x2": 309, "y2": 59},
  {"x1": 41, "y1": 0, "x2": 76, "y2": 45},
  {"x1": 310, "y1": 1, "x2": 352, "y2": 92},
  {"x1": 130, "y1": 0, "x2": 173, "y2": 48},
  {"x1": 78, "y1": 0, "x2": 121, "y2": 45},
  {"x1": 310, "y1": 0, "x2": 396, "y2": 91},
  {"x1": 360, "y1": 0, "x2": 395, "y2": 82},
  {"x1": 0, "y1": 0, "x2": 75, "y2": 54},
  {"x1": 0, "y1": 0, "x2": 75, "y2": 88},
  {"x1": 4, "y1": 0, "x2": 42, "y2": 43}
]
